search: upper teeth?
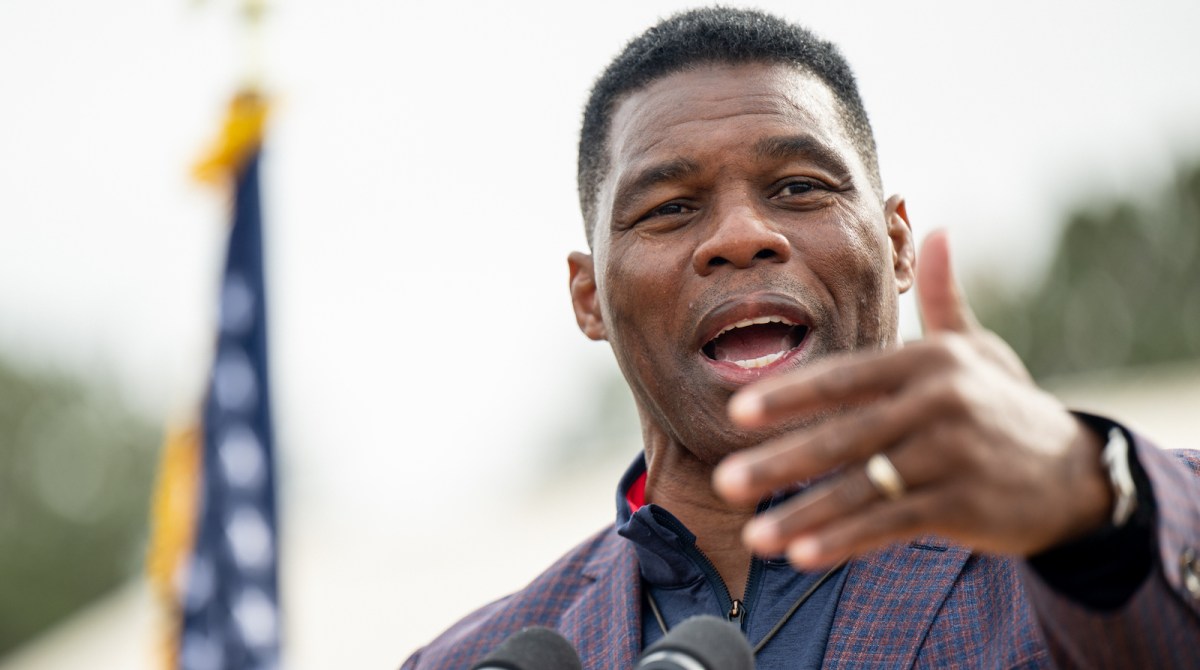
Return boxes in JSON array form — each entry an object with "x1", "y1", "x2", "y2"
[{"x1": 712, "y1": 315, "x2": 796, "y2": 340}]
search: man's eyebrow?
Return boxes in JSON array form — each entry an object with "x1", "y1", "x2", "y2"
[
  {"x1": 613, "y1": 157, "x2": 701, "y2": 206},
  {"x1": 754, "y1": 135, "x2": 851, "y2": 175}
]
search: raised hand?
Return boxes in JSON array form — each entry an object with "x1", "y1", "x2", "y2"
[{"x1": 712, "y1": 230, "x2": 1113, "y2": 569}]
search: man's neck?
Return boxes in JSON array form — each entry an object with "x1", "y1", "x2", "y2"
[{"x1": 643, "y1": 444, "x2": 759, "y2": 601}]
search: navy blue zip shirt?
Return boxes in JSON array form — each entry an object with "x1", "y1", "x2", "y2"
[
  {"x1": 615, "y1": 455, "x2": 847, "y2": 668},
  {"x1": 612, "y1": 415, "x2": 1157, "y2": 667}
]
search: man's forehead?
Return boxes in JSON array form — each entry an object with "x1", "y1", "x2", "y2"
[{"x1": 606, "y1": 62, "x2": 847, "y2": 168}]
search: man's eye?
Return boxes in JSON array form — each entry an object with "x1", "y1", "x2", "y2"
[
  {"x1": 644, "y1": 202, "x2": 689, "y2": 219},
  {"x1": 775, "y1": 181, "x2": 818, "y2": 197}
]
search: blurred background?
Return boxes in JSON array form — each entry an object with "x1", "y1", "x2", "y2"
[{"x1": 1, "y1": 0, "x2": 1198, "y2": 668}]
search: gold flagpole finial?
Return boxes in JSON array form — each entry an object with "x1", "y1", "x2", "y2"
[
  {"x1": 191, "y1": 91, "x2": 269, "y2": 184},
  {"x1": 191, "y1": 0, "x2": 272, "y2": 184}
]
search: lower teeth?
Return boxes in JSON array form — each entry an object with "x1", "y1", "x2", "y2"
[{"x1": 732, "y1": 351, "x2": 785, "y2": 369}]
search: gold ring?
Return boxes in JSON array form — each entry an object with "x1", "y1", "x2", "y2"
[{"x1": 865, "y1": 453, "x2": 906, "y2": 501}]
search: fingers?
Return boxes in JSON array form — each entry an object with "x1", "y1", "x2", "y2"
[
  {"x1": 781, "y1": 490, "x2": 947, "y2": 568},
  {"x1": 716, "y1": 380, "x2": 946, "y2": 504},
  {"x1": 915, "y1": 229, "x2": 979, "y2": 334},
  {"x1": 740, "y1": 466, "x2": 879, "y2": 554},
  {"x1": 736, "y1": 435, "x2": 940, "y2": 557},
  {"x1": 711, "y1": 232, "x2": 1050, "y2": 566},
  {"x1": 729, "y1": 346, "x2": 919, "y2": 429}
]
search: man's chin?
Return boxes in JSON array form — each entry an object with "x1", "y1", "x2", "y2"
[{"x1": 685, "y1": 414, "x2": 832, "y2": 467}]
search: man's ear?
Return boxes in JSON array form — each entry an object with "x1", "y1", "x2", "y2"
[
  {"x1": 884, "y1": 194, "x2": 916, "y2": 294},
  {"x1": 568, "y1": 251, "x2": 607, "y2": 341}
]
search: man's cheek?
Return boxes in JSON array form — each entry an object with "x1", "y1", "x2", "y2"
[{"x1": 849, "y1": 264, "x2": 895, "y2": 348}]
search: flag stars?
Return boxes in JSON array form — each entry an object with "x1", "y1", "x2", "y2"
[
  {"x1": 214, "y1": 347, "x2": 258, "y2": 413},
  {"x1": 181, "y1": 631, "x2": 224, "y2": 670},
  {"x1": 183, "y1": 553, "x2": 216, "y2": 612},
  {"x1": 180, "y1": 146, "x2": 276, "y2": 669},
  {"x1": 220, "y1": 272, "x2": 256, "y2": 335},
  {"x1": 219, "y1": 423, "x2": 266, "y2": 491},
  {"x1": 233, "y1": 586, "x2": 280, "y2": 650},
  {"x1": 225, "y1": 506, "x2": 274, "y2": 571}
]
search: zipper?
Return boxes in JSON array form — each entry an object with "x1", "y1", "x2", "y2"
[
  {"x1": 650, "y1": 507, "x2": 761, "y2": 630},
  {"x1": 732, "y1": 500, "x2": 766, "y2": 628},
  {"x1": 737, "y1": 550, "x2": 764, "y2": 628},
  {"x1": 728, "y1": 598, "x2": 744, "y2": 622}
]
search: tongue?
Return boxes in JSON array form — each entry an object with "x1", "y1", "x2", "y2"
[{"x1": 710, "y1": 323, "x2": 795, "y2": 362}]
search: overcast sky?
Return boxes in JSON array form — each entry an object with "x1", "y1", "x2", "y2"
[{"x1": 2, "y1": 0, "x2": 1199, "y2": 530}]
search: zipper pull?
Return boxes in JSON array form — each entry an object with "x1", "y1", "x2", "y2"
[{"x1": 728, "y1": 599, "x2": 745, "y2": 623}]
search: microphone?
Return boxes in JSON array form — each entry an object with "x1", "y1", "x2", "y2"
[
  {"x1": 470, "y1": 626, "x2": 583, "y2": 670},
  {"x1": 636, "y1": 615, "x2": 754, "y2": 670}
]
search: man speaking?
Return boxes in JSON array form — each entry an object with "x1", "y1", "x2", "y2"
[{"x1": 403, "y1": 8, "x2": 1200, "y2": 668}]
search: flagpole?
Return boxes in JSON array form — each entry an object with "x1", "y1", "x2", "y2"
[
  {"x1": 148, "y1": 2, "x2": 279, "y2": 668},
  {"x1": 239, "y1": 0, "x2": 267, "y2": 95}
]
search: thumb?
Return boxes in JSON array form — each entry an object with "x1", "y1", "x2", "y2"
[{"x1": 916, "y1": 229, "x2": 979, "y2": 334}]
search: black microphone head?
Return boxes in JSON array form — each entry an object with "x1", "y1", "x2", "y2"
[
  {"x1": 637, "y1": 615, "x2": 754, "y2": 670},
  {"x1": 470, "y1": 626, "x2": 583, "y2": 670}
]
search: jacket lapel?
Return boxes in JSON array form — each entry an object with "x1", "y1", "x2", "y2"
[
  {"x1": 557, "y1": 530, "x2": 642, "y2": 669},
  {"x1": 824, "y1": 537, "x2": 970, "y2": 669}
]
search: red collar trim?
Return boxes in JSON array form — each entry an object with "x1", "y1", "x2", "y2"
[{"x1": 625, "y1": 470, "x2": 647, "y2": 513}]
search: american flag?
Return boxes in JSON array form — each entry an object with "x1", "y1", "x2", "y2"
[{"x1": 179, "y1": 142, "x2": 281, "y2": 670}]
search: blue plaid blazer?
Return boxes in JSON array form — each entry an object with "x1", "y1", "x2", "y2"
[{"x1": 403, "y1": 439, "x2": 1200, "y2": 669}]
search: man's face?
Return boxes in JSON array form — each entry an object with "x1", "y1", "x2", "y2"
[{"x1": 569, "y1": 62, "x2": 914, "y2": 464}]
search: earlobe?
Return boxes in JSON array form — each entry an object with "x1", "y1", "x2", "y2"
[
  {"x1": 568, "y1": 251, "x2": 607, "y2": 341},
  {"x1": 884, "y1": 194, "x2": 916, "y2": 294}
]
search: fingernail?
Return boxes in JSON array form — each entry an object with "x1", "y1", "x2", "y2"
[
  {"x1": 729, "y1": 393, "x2": 762, "y2": 423},
  {"x1": 788, "y1": 537, "x2": 820, "y2": 565},
  {"x1": 744, "y1": 519, "x2": 776, "y2": 546},
  {"x1": 713, "y1": 460, "x2": 750, "y2": 495}
]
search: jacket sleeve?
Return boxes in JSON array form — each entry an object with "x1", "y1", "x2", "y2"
[{"x1": 1020, "y1": 437, "x2": 1200, "y2": 668}]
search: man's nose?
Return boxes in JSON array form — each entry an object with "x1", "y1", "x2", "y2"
[{"x1": 692, "y1": 204, "x2": 791, "y2": 276}]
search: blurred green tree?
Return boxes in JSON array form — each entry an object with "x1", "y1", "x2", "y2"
[
  {"x1": 975, "y1": 159, "x2": 1200, "y2": 379},
  {"x1": 0, "y1": 357, "x2": 157, "y2": 656}
]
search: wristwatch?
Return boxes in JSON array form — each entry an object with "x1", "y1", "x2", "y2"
[{"x1": 1100, "y1": 426, "x2": 1137, "y2": 527}]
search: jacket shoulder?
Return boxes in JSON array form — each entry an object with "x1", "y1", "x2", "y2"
[{"x1": 400, "y1": 524, "x2": 621, "y2": 670}]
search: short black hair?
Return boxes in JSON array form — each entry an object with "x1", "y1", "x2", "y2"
[{"x1": 577, "y1": 6, "x2": 881, "y2": 244}]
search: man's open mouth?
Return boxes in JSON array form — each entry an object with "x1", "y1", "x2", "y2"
[{"x1": 701, "y1": 316, "x2": 809, "y2": 369}]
